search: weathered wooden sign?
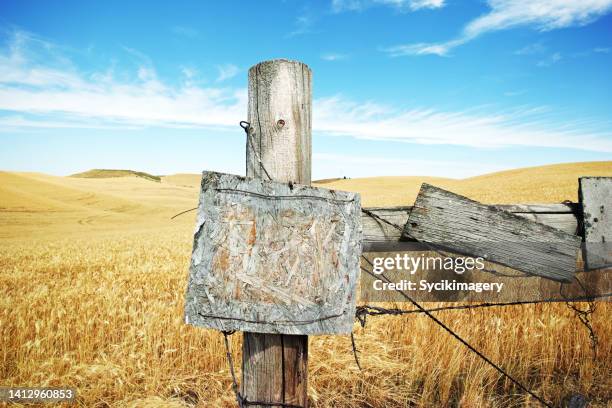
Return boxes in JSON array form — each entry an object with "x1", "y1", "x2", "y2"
[
  {"x1": 184, "y1": 171, "x2": 362, "y2": 335},
  {"x1": 402, "y1": 183, "x2": 581, "y2": 282},
  {"x1": 579, "y1": 177, "x2": 612, "y2": 270}
]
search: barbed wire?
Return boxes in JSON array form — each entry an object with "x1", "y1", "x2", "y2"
[
  {"x1": 196, "y1": 154, "x2": 605, "y2": 408},
  {"x1": 359, "y1": 208, "x2": 607, "y2": 360},
  {"x1": 562, "y1": 276, "x2": 598, "y2": 360},
  {"x1": 169, "y1": 121, "x2": 273, "y2": 221},
  {"x1": 215, "y1": 210, "x2": 607, "y2": 408},
  {"x1": 357, "y1": 258, "x2": 555, "y2": 408},
  {"x1": 355, "y1": 292, "x2": 612, "y2": 327}
]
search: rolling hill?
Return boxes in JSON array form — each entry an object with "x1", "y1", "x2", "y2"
[
  {"x1": 71, "y1": 169, "x2": 161, "y2": 182},
  {"x1": 1, "y1": 161, "x2": 610, "y2": 240}
]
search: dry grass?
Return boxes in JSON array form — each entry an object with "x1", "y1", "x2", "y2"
[{"x1": 1, "y1": 162, "x2": 611, "y2": 407}]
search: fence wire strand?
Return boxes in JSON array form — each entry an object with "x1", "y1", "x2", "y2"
[
  {"x1": 360, "y1": 207, "x2": 607, "y2": 357},
  {"x1": 358, "y1": 256, "x2": 555, "y2": 408},
  {"x1": 241, "y1": 121, "x2": 273, "y2": 181},
  {"x1": 213, "y1": 205, "x2": 607, "y2": 408},
  {"x1": 181, "y1": 178, "x2": 607, "y2": 408},
  {"x1": 563, "y1": 276, "x2": 598, "y2": 360},
  {"x1": 357, "y1": 208, "x2": 611, "y2": 408}
]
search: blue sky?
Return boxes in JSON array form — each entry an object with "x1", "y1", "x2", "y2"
[{"x1": 0, "y1": 0, "x2": 611, "y2": 179}]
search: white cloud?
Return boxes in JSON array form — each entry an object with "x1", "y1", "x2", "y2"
[
  {"x1": 594, "y1": 46, "x2": 610, "y2": 53},
  {"x1": 314, "y1": 95, "x2": 612, "y2": 152},
  {"x1": 537, "y1": 52, "x2": 562, "y2": 67},
  {"x1": 465, "y1": 0, "x2": 612, "y2": 36},
  {"x1": 409, "y1": 0, "x2": 445, "y2": 10},
  {"x1": 385, "y1": 0, "x2": 612, "y2": 57},
  {"x1": 0, "y1": 31, "x2": 245, "y2": 129},
  {"x1": 286, "y1": 14, "x2": 316, "y2": 37},
  {"x1": 180, "y1": 66, "x2": 204, "y2": 87},
  {"x1": 383, "y1": 41, "x2": 459, "y2": 56},
  {"x1": 332, "y1": 0, "x2": 445, "y2": 12},
  {"x1": 216, "y1": 63, "x2": 239, "y2": 82},
  {"x1": 1, "y1": 30, "x2": 611, "y2": 154},
  {"x1": 514, "y1": 42, "x2": 546, "y2": 55},
  {"x1": 321, "y1": 53, "x2": 348, "y2": 61}
]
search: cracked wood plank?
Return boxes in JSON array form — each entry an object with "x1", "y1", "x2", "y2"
[
  {"x1": 401, "y1": 183, "x2": 581, "y2": 282},
  {"x1": 362, "y1": 203, "x2": 580, "y2": 252},
  {"x1": 184, "y1": 171, "x2": 362, "y2": 335}
]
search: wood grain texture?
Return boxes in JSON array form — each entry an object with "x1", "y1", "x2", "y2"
[
  {"x1": 184, "y1": 172, "x2": 362, "y2": 335},
  {"x1": 362, "y1": 203, "x2": 580, "y2": 252},
  {"x1": 242, "y1": 334, "x2": 284, "y2": 405},
  {"x1": 579, "y1": 177, "x2": 612, "y2": 270},
  {"x1": 246, "y1": 59, "x2": 312, "y2": 184},
  {"x1": 401, "y1": 183, "x2": 581, "y2": 282},
  {"x1": 243, "y1": 59, "x2": 312, "y2": 408}
]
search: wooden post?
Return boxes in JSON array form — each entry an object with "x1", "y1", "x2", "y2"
[
  {"x1": 579, "y1": 177, "x2": 612, "y2": 270},
  {"x1": 242, "y1": 59, "x2": 312, "y2": 407}
]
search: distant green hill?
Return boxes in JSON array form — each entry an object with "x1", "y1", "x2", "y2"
[{"x1": 70, "y1": 169, "x2": 161, "y2": 182}]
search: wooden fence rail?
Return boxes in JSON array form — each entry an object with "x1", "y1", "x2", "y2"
[{"x1": 362, "y1": 202, "x2": 580, "y2": 252}]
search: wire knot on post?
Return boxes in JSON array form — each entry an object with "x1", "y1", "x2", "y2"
[{"x1": 240, "y1": 120, "x2": 273, "y2": 181}]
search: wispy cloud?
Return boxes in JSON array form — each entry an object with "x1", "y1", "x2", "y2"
[
  {"x1": 314, "y1": 95, "x2": 612, "y2": 152},
  {"x1": 321, "y1": 53, "x2": 349, "y2": 61},
  {"x1": 385, "y1": 0, "x2": 612, "y2": 57},
  {"x1": 410, "y1": 0, "x2": 445, "y2": 10},
  {"x1": 514, "y1": 42, "x2": 546, "y2": 55},
  {"x1": 570, "y1": 46, "x2": 612, "y2": 58},
  {"x1": 537, "y1": 52, "x2": 562, "y2": 67},
  {"x1": 384, "y1": 41, "x2": 459, "y2": 57},
  {"x1": 1, "y1": 29, "x2": 611, "y2": 153},
  {"x1": 286, "y1": 14, "x2": 316, "y2": 37},
  {"x1": 216, "y1": 63, "x2": 239, "y2": 82},
  {"x1": 0, "y1": 31, "x2": 245, "y2": 129},
  {"x1": 332, "y1": 0, "x2": 445, "y2": 13}
]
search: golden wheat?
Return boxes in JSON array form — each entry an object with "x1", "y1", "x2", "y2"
[{"x1": 1, "y1": 162, "x2": 611, "y2": 407}]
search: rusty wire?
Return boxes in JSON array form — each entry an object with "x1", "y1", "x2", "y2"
[
  {"x1": 562, "y1": 276, "x2": 599, "y2": 360},
  {"x1": 208, "y1": 205, "x2": 607, "y2": 408},
  {"x1": 241, "y1": 121, "x2": 273, "y2": 181},
  {"x1": 187, "y1": 187, "x2": 604, "y2": 408},
  {"x1": 359, "y1": 207, "x2": 607, "y2": 359},
  {"x1": 357, "y1": 257, "x2": 555, "y2": 408},
  {"x1": 356, "y1": 208, "x2": 612, "y2": 408}
]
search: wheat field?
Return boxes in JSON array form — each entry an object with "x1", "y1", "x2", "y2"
[{"x1": 1, "y1": 161, "x2": 611, "y2": 407}]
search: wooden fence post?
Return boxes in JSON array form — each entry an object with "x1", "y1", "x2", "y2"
[{"x1": 242, "y1": 59, "x2": 312, "y2": 407}]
